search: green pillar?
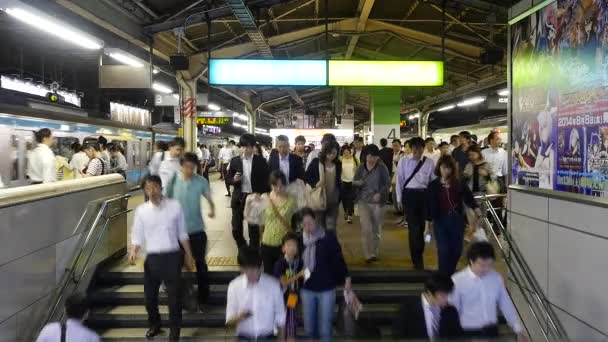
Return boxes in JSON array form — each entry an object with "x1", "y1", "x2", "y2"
[{"x1": 371, "y1": 87, "x2": 401, "y2": 146}]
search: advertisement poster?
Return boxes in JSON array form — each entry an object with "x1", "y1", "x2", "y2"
[{"x1": 511, "y1": 0, "x2": 608, "y2": 197}]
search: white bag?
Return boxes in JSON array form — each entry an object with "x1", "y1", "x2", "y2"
[
  {"x1": 287, "y1": 179, "x2": 308, "y2": 209},
  {"x1": 244, "y1": 193, "x2": 269, "y2": 225},
  {"x1": 472, "y1": 225, "x2": 488, "y2": 242}
]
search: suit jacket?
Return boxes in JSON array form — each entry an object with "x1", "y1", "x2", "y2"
[
  {"x1": 304, "y1": 157, "x2": 342, "y2": 194},
  {"x1": 268, "y1": 151, "x2": 304, "y2": 183},
  {"x1": 392, "y1": 295, "x2": 463, "y2": 339},
  {"x1": 379, "y1": 147, "x2": 394, "y2": 176},
  {"x1": 227, "y1": 155, "x2": 270, "y2": 202}
]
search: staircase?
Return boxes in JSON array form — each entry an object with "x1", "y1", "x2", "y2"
[{"x1": 86, "y1": 265, "x2": 430, "y2": 340}]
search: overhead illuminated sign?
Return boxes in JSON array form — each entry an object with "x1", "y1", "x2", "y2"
[
  {"x1": 328, "y1": 61, "x2": 444, "y2": 86},
  {"x1": 196, "y1": 117, "x2": 231, "y2": 125},
  {"x1": 209, "y1": 59, "x2": 327, "y2": 86}
]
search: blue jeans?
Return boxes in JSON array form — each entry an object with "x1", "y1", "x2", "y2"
[
  {"x1": 434, "y1": 211, "x2": 465, "y2": 276},
  {"x1": 301, "y1": 288, "x2": 336, "y2": 340}
]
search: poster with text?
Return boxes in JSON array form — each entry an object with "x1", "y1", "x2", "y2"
[{"x1": 511, "y1": 0, "x2": 608, "y2": 197}]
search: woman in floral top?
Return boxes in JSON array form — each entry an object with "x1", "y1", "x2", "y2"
[{"x1": 261, "y1": 170, "x2": 297, "y2": 274}]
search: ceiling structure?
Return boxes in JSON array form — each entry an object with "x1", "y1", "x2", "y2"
[{"x1": 37, "y1": 0, "x2": 512, "y2": 127}]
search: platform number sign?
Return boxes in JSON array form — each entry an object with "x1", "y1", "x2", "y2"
[{"x1": 387, "y1": 128, "x2": 397, "y2": 140}]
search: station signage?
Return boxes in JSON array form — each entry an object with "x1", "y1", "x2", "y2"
[{"x1": 196, "y1": 117, "x2": 231, "y2": 125}]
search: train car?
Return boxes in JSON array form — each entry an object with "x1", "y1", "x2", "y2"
[
  {"x1": 0, "y1": 101, "x2": 176, "y2": 189},
  {"x1": 431, "y1": 117, "x2": 508, "y2": 146}
]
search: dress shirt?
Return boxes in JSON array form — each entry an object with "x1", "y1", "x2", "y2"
[
  {"x1": 395, "y1": 156, "x2": 436, "y2": 204},
  {"x1": 148, "y1": 151, "x2": 163, "y2": 176},
  {"x1": 36, "y1": 318, "x2": 100, "y2": 342},
  {"x1": 219, "y1": 147, "x2": 234, "y2": 163},
  {"x1": 131, "y1": 198, "x2": 189, "y2": 254},
  {"x1": 482, "y1": 147, "x2": 508, "y2": 177},
  {"x1": 226, "y1": 274, "x2": 286, "y2": 338},
  {"x1": 159, "y1": 154, "x2": 182, "y2": 194},
  {"x1": 422, "y1": 295, "x2": 439, "y2": 339},
  {"x1": 27, "y1": 144, "x2": 56, "y2": 183},
  {"x1": 114, "y1": 152, "x2": 128, "y2": 171},
  {"x1": 201, "y1": 148, "x2": 211, "y2": 161},
  {"x1": 423, "y1": 149, "x2": 441, "y2": 164},
  {"x1": 279, "y1": 153, "x2": 290, "y2": 180},
  {"x1": 450, "y1": 267, "x2": 523, "y2": 334},
  {"x1": 195, "y1": 147, "x2": 203, "y2": 160},
  {"x1": 242, "y1": 155, "x2": 253, "y2": 194},
  {"x1": 69, "y1": 151, "x2": 90, "y2": 178}
]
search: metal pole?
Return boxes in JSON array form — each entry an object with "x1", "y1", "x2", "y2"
[
  {"x1": 207, "y1": 10, "x2": 212, "y2": 101},
  {"x1": 441, "y1": 0, "x2": 446, "y2": 62},
  {"x1": 324, "y1": 0, "x2": 328, "y2": 60}
]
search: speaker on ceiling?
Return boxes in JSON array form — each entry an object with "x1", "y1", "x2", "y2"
[{"x1": 170, "y1": 55, "x2": 189, "y2": 70}]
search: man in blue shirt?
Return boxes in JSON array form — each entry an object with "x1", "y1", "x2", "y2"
[{"x1": 167, "y1": 152, "x2": 216, "y2": 310}]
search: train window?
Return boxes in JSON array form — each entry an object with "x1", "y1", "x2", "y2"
[{"x1": 54, "y1": 137, "x2": 79, "y2": 160}]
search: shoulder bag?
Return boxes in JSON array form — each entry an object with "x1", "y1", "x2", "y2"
[
  {"x1": 269, "y1": 196, "x2": 292, "y2": 231},
  {"x1": 244, "y1": 193, "x2": 269, "y2": 225},
  {"x1": 305, "y1": 162, "x2": 327, "y2": 210},
  {"x1": 400, "y1": 157, "x2": 426, "y2": 206}
]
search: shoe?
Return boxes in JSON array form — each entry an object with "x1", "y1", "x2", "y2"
[
  {"x1": 146, "y1": 327, "x2": 163, "y2": 339},
  {"x1": 414, "y1": 264, "x2": 424, "y2": 271},
  {"x1": 169, "y1": 328, "x2": 181, "y2": 341},
  {"x1": 370, "y1": 256, "x2": 378, "y2": 262},
  {"x1": 225, "y1": 193, "x2": 231, "y2": 197},
  {"x1": 365, "y1": 258, "x2": 374, "y2": 264}
]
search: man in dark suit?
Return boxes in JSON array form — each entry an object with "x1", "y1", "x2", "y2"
[
  {"x1": 268, "y1": 135, "x2": 304, "y2": 184},
  {"x1": 392, "y1": 272, "x2": 463, "y2": 339},
  {"x1": 379, "y1": 138, "x2": 394, "y2": 178},
  {"x1": 227, "y1": 133, "x2": 270, "y2": 250}
]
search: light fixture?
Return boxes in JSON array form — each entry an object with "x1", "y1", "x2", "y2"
[
  {"x1": 208, "y1": 103, "x2": 221, "y2": 111},
  {"x1": 497, "y1": 89, "x2": 509, "y2": 96},
  {"x1": 152, "y1": 82, "x2": 172, "y2": 94},
  {"x1": 329, "y1": 60, "x2": 443, "y2": 86},
  {"x1": 108, "y1": 52, "x2": 144, "y2": 68},
  {"x1": 209, "y1": 59, "x2": 327, "y2": 86},
  {"x1": 153, "y1": 68, "x2": 160, "y2": 74},
  {"x1": 5, "y1": 7, "x2": 103, "y2": 50},
  {"x1": 408, "y1": 113, "x2": 420, "y2": 120},
  {"x1": 172, "y1": 94, "x2": 179, "y2": 99},
  {"x1": 437, "y1": 104, "x2": 455, "y2": 112},
  {"x1": 457, "y1": 97, "x2": 485, "y2": 107},
  {"x1": 232, "y1": 112, "x2": 239, "y2": 117},
  {"x1": 233, "y1": 122, "x2": 246, "y2": 129}
]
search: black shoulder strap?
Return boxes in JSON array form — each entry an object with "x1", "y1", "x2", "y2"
[
  {"x1": 60, "y1": 321, "x2": 67, "y2": 342},
  {"x1": 403, "y1": 157, "x2": 427, "y2": 190}
]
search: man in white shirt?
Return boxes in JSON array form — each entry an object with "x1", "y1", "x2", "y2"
[
  {"x1": 200, "y1": 144, "x2": 211, "y2": 179},
  {"x1": 35, "y1": 293, "x2": 100, "y2": 342},
  {"x1": 448, "y1": 135, "x2": 460, "y2": 155},
  {"x1": 396, "y1": 137, "x2": 436, "y2": 270},
  {"x1": 353, "y1": 137, "x2": 364, "y2": 164},
  {"x1": 219, "y1": 139, "x2": 234, "y2": 195},
  {"x1": 423, "y1": 137, "x2": 441, "y2": 163},
  {"x1": 128, "y1": 175, "x2": 194, "y2": 341},
  {"x1": 110, "y1": 146, "x2": 128, "y2": 178},
  {"x1": 159, "y1": 138, "x2": 184, "y2": 195},
  {"x1": 451, "y1": 242, "x2": 527, "y2": 340},
  {"x1": 268, "y1": 135, "x2": 304, "y2": 184},
  {"x1": 149, "y1": 141, "x2": 167, "y2": 176},
  {"x1": 226, "y1": 247, "x2": 286, "y2": 340},
  {"x1": 27, "y1": 128, "x2": 56, "y2": 184},
  {"x1": 98, "y1": 136, "x2": 111, "y2": 165},
  {"x1": 482, "y1": 131, "x2": 508, "y2": 191}
]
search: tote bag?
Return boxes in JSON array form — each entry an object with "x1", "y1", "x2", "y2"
[{"x1": 305, "y1": 162, "x2": 326, "y2": 210}]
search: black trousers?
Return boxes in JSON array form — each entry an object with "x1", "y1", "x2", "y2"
[
  {"x1": 464, "y1": 324, "x2": 499, "y2": 337},
  {"x1": 261, "y1": 244, "x2": 282, "y2": 275},
  {"x1": 403, "y1": 189, "x2": 427, "y2": 269},
  {"x1": 232, "y1": 193, "x2": 260, "y2": 249},
  {"x1": 221, "y1": 163, "x2": 230, "y2": 194},
  {"x1": 189, "y1": 231, "x2": 209, "y2": 305},
  {"x1": 341, "y1": 181, "x2": 355, "y2": 216},
  {"x1": 144, "y1": 251, "x2": 183, "y2": 334}
]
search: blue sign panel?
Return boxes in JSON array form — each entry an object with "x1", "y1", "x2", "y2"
[{"x1": 209, "y1": 59, "x2": 327, "y2": 86}]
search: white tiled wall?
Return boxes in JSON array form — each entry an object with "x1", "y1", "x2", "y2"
[
  {"x1": 549, "y1": 198, "x2": 608, "y2": 239},
  {"x1": 554, "y1": 306, "x2": 608, "y2": 342},
  {"x1": 510, "y1": 213, "x2": 549, "y2": 294},
  {"x1": 0, "y1": 316, "x2": 16, "y2": 342}
]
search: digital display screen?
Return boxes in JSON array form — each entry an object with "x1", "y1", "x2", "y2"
[{"x1": 196, "y1": 117, "x2": 231, "y2": 125}]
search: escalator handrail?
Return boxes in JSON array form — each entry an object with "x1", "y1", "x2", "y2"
[
  {"x1": 475, "y1": 194, "x2": 568, "y2": 340},
  {"x1": 44, "y1": 193, "x2": 131, "y2": 325}
]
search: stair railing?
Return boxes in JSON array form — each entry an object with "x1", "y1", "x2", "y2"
[
  {"x1": 43, "y1": 193, "x2": 132, "y2": 325},
  {"x1": 475, "y1": 193, "x2": 568, "y2": 341}
]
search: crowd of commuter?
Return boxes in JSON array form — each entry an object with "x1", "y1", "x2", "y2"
[{"x1": 35, "y1": 128, "x2": 522, "y2": 341}]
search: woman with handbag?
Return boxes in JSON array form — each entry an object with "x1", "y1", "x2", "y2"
[
  {"x1": 304, "y1": 140, "x2": 342, "y2": 231},
  {"x1": 425, "y1": 156, "x2": 480, "y2": 276},
  {"x1": 261, "y1": 170, "x2": 298, "y2": 274},
  {"x1": 462, "y1": 144, "x2": 497, "y2": 195}
]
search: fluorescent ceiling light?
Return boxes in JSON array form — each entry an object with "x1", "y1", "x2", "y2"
[
  {"x1": 209, "y1": 59, "x2": 327, "y2": 86},
  {"x1": 497, "y1": 89, "x2": 509, "y2": 96},
  {"x1": 153, "y1": 68, "x2": 160, "y2": 74},
  {"x1": 152, "y1": 82, "x2": 172, "y2": 94},
  {"x1": 208, "y1": 103, "x2": 221, "y2": 111},
  {"x1": 329, "y1": 61, "x2": 443, "y2": 86},
  {"x1": 108, "y1": 52, "x2": 144, "y2": 68},
  {"x1": 457, "y1": 97, "x2": 486, "y2": 107},
  {"x1": 408, "y1": 114, "x2": 420, "y2": 120},
  {"x1": 232, "y1": 112, "x2": 239, "y2": 117},
  {"x1": 437, "y1": 104, "x2": 455, "y2": 112},
  {"x1": 5, "y1": 7, "x2": 103, "y2": 50},
  {"x1": 172, "y1": 94, "x2": 179, "y2": 99}
]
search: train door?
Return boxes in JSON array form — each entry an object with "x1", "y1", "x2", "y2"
[{"x1": 7, "y1": 130, "x2": 34, "y2": 187}]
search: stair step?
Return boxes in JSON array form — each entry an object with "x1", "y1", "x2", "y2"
[
  {"x1": 88, "y1": 283, "x2": 424, "y2": 306},
  {"x1": 87, "y1": 303, "x2": 401, "y2": 329},
  {"x1": 94, "y1": 269, "x2": 431, "y2": 286}
]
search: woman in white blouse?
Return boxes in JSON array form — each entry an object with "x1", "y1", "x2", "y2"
[{"x1": 340, "y1": 145, "x2": 358, "y2": 224}]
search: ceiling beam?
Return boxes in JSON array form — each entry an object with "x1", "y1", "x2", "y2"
[
  {"x1": 375, "y1": 0, "x2": 419, "y2": 52},
  {"x1": 344, "y1": 0, "x2": 375, "y2": 59},
  {"x1": 429, "y1": 4, "x2": 493, "y2": 46}
]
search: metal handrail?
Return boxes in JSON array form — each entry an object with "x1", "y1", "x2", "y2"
[
  {"x1": 474, "y1": 194, "x2": 568, "y2": 341},
  {"x1": 44, "y1": 194, "x2": 131, "y2": 325}
]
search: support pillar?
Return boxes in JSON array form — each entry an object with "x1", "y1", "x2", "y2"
[
  {"x1": 370, "y1": 87, "x2": 401, "y2": 146},
  {"x1": 176, "y1": 71, "x2": 200, "y2": 152}
]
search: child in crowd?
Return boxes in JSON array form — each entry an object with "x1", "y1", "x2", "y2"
[{"x1": 273, "y1": 233, "x2": 304, "y2": 340}]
